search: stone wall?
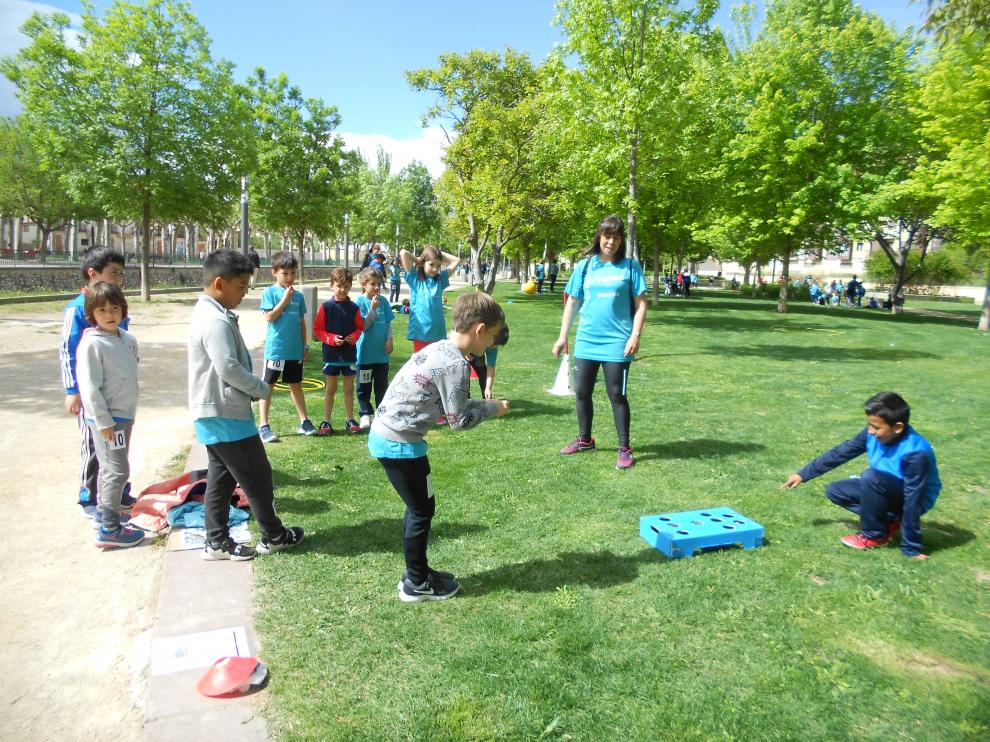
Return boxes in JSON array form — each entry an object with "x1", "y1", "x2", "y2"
[{"x1": 0, "y1": 265, "x2": 339, "y2": 294}]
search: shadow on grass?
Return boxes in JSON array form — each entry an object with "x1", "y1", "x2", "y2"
[
  {"x1": 465, "y1": 549, "x2": 657, "y2": 597},
  {"x1": 307, "y1": 518, "x2": 488, "y2": 556},
  {"x1": 661, "y1": 297, "x2": 977, "y2": 329},
  {"x1": 270, "y1": 496, "x2": 333, "y2": 515},
  {"x1": 704, "y1": 344, "x2": 941, "y2": 362},
  {"x1": 507, "y1": 398, "x2": 571, "y2": 418},
  {"x1": 810, "y1": 517, "x2": 974, "y2": 554},
  {"x1": 637, "y1": 438, "x2": 766, "y2": 462}
]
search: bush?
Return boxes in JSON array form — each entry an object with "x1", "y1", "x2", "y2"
[
  {"x1": 865, "y1": 249, "x2": 969, "y2": 286},
  {"x1": 738, "y1": 281, "x2": 810, "y2": 301}
]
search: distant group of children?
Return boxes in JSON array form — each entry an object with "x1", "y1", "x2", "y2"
[{"x1": 60, "y1": 231, "x2": 942, "y2": 603}]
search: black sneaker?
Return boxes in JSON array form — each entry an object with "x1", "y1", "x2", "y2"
[
  {"x1": 256, "y1": 526, "x2": 304, "y2": 554},
  {"x1": 202, "y1": 538, "x2": 256, "y2": 561},
  {"x1": 402, "y1": 567, "x2": 456, "y2": 583},
  {"x1": 397, "y1": 570, "x2": 461, "y2": 603}
]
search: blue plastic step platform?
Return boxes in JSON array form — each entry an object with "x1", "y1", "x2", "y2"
[{"x1": 640, "y1": 508, "x2": 764, "y2": 559}]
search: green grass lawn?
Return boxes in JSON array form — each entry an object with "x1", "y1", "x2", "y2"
[{"x1": 254, "y1": 286, "x2": 990, "y2": 741}]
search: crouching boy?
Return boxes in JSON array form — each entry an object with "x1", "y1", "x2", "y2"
[{"x1": 784, "y1": 391, "x2": 940, "y2": 559}]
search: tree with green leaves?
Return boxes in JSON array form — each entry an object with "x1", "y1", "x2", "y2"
[
  {"x1": 2, "y1": 1, "x2": 255, "y2": 299},
  {"x1": 0, "y1": 117, "x2": 87, "y2": 259},
  {"x1": 554, "y1": 0, "x2": 718, "y2": 263},
  {"x1": 409, "y1": 48, "x2": 552, "y2": 293},
  {"x1": 249, "y1": 67, "x2": 359, "y2": 284},
  {"x1": 711, "y1": 0, "x2": 919, "y2": 312},
  {"x1": 916, "y1": 30, "x2": 990, "y2": 329}
]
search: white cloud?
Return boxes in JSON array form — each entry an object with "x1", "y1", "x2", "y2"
[
  {"x1": 0, "y1": 0, "x2": 83, "y2": 117},
  {"x1": 340, "y1": 127, "x2": 449, "y2": 180}
]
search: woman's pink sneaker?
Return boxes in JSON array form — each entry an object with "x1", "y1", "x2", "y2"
[
  {"x1": 616, "y1": 446, "x2": 634, "y2": 470},
  {"x1": 560, "y1": 437, "x2": 596, "y2": 455}
]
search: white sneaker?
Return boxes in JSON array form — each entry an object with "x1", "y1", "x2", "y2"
[{"x1": 359, "y1": 414, "x2": 371, "y2": 430}]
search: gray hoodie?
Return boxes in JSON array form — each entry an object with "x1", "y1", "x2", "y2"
[
  {"x1": 77, "y1": 327, "x2": 139, "y2": 430},
  {"x1": 187, "y1": 294, "x2": 269, "y2": 421}
]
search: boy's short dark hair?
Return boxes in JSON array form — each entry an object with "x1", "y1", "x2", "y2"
[
  {"x1": 80, "y1": 246, "x2": 125, "y2": 281},
  {"x1": 452, "y1": 291, "x2": 505, "y2": 333},
  {"x1": 271, "y1": 251, "x2": 298, "y2": 271},
  {"x1": 329, "y1": 267, "x2": 352, "y2": 287},
  {"x1": 84, "y1": 281, "x2": 128, "y2": 324},
  {"x1": 865, "y1": 391, "x2": 910, "y2": 426},
  {"x1": 203, "y1": 249, "x2": 255, "y2": 285},
  {"x1": 493, "y1": 323, "x2": 509, "y2": 347}
]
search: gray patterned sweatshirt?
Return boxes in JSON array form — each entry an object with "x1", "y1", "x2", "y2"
[{"x1": 370, "y1": 339, "x2": 497, "y2": 444}]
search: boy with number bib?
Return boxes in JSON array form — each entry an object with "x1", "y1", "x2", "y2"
[
  {"x1": 355, "y1": 268, "x2": 394, "y2": 430},
  {"x1": 370, "y1": 292, "x2": 509, "y2": 602},
  {"x1": 77, "y1": 282, "x2": 145, "y2": 549},
  {"x1": 257, "y1": 251, "x2": 316, "y2": 443}
]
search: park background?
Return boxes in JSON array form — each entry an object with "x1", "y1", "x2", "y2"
[{"x1": 0, "y1": 0, "x2": 988, "y2": 739}]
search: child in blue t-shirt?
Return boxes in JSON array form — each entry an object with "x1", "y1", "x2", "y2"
[
  {"x1": 552, "y1": 215, "x2": 647, "y2": 471},
  {"x1": 355, "y1": 268, "x2": 394, "y2": 429},
  {"x1": 258, "y1": 251, "x2": 315, "y2": 442},
  {"x1": 534, "y1": 262, "x2": 546, "y2": 294},
  {"x1": 784, "y1": 391, "x2": 940, "y2": 559},
  {"x1": 398, "y1": 244, "x2": 460, "y2": 352},
  {"x1": 313, "y1": 268, "x2": 364, "y2": 434}
]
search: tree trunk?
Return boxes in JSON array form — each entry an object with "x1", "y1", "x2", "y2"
[
  {"x1": 39, "y1": 225, "x2": 51, "y2": 263},
  {"x1": 627, "y1": 122, "x2": 639, "y2": 264},
  {"x1": 12, "y1": 217, "x2": 20, "y2": 257},
  {"x1": 651, "y1": 235, "x2": 662, "y2": 306},
  {"x1": 979, "y1": 253, "x2": 989, "y2": 332},
  {"x1": 777, "y1": 248, "x2": 791, "y2": 313},
  {"x1": 296, "y1": 229, "x2": 306, "y2": 285},
  {"x1": 141, "y1": 201, "x2": 151, "y2": 301},
  {"x1": 743, "y1": 263, "x2": 750, "y2": 284},
  {"x1": 69, "y1": 220, "x2": 78, "y2": 261}
]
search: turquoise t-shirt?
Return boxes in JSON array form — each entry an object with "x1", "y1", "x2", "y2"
[
  {"x1": 405, "y1": 269, "x2": 450, "y2": 342},
  {"x1": 565, "y1": 255, "x2": 647, "y2": 362},
  {"x1": 195, "y1": 417, "x2": 259, "y2": 445},
  {"x1": 368, "y1": 429, "x2": 428, "y2": 459},
  {"x1": 260, "y1": 285, "x2": 307, "y2": 361},
  {"x1": 356, "y1": 294, "x2": 394, "y2": 365}
]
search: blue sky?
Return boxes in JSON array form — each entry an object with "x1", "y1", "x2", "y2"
[{"x1": 0, "y1": 0, "x2": 928, "y2": 175}]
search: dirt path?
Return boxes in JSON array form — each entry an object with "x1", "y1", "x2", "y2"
[{"x1": 0, "y1": 294, "x2": 266, "y2": 741}]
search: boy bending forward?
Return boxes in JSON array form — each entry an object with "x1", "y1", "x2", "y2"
[
  {"x1": 784, "y1": 392, "x2": 940, "y2": 559},
  {"x1": 370, "y1": 292, "x2": 509, "y2": 601}
]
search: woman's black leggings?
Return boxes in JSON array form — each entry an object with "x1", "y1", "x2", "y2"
[{"x1": 573, "y1": 358, "x2": 631, "y2": 447}]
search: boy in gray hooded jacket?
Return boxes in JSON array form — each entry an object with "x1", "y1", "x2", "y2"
[{"x1": 188, "y1": 249, "x2": 303, "y2": 561}]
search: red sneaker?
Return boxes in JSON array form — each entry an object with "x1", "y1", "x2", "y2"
[
  {"x1": 887, "y1": 521, "x2": 901, "y2": 538},
  {"x1": 840, "y1": 532, "x2": 890, "y2": 550}
]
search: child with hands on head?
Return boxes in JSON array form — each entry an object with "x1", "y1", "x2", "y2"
[
  {"x1": 398, "y1": 244, "x2": 460, "y2": 352},
  {"x1": 369, "y1": 291, "x2": 509, "y2": 603},
  {"x1": 313, "y1": 268, "x2": 364, "y2": 435},
  {"x1": 784, "y1": 391, "x2": 941, "y2": 559},
  {"x1": 77, "y1": 282, "x2": 145, "y2": 549},
  {"x1": 355, "y1": 268, "x2": 394, "y2": 430},
  {"x1": 258, "y1": 251, "x2": 315, "y2": 442}
]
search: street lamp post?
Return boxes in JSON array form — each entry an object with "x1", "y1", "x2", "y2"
[{"x1": 344, "y1": 212, "x2": 350, "y2": 271}]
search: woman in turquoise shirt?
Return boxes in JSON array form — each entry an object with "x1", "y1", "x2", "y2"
[{"x1": 552, "y1": 215, "x2": 647, "y2": 470}]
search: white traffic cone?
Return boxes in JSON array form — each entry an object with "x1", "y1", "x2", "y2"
[{"x1": 548, "y1": 353, "x2": 574, "y2": 396}]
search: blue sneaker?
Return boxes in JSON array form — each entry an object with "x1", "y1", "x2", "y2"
[
  {"x1": 90, "y1": 509, "x2": 132, "y2": 530},
  {"x1": 94, "y1": 525, "x2": 145, "y2": 550},
  {"x1": 298, "y1": 419, "x2": 317, "y2": 436},
  {"x1": 259, "y1": 424, "x2": 279, "y2": 444}
]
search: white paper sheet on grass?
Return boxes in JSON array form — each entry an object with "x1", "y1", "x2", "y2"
[
  {"x1": 150, "y1": 625, "x2": 250, "y2": 676},
  {"x1": 175, "y1": 522, "x2": 252, "y2": 550}
]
